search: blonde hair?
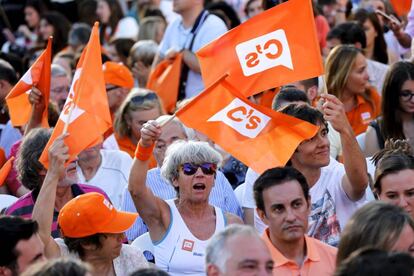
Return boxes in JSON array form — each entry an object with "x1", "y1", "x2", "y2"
[{"x1": 114, "y1": 88, "x2": 163, "y2": 137}]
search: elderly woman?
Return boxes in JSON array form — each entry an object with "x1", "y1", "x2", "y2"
[
  {"x1": 129, "y1": 120, "x2": 242, "y2": 275},
  {"x1": 114, "y1": 89, "x2": 163, "y2": 167}
]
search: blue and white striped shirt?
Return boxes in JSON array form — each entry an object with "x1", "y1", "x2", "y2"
[{"x1": 122, "y1": 167, "x2": 243, "y2": 241}]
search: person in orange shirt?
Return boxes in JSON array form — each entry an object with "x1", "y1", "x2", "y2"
[
  {"x1": 326, "y1": 45, "x2": 381, "y2": 136},
  {"x1": 254, "y1": 166, "x2": 337, "y2": 276},
  {"x1": 113, "y1": 89, "x2": 163, "y2": 168}
]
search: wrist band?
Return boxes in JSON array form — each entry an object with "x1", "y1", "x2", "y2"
[{"x1": 135, "y1": 143, "x2": 155, "y2": 161}]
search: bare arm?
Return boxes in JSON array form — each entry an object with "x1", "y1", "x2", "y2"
[
  {"x1": 182, "y1": 49, "x2": 201, "y2": 73},
  {"x1": 25, "y1": 87, "x2": 45, "y2": 135},
  {"x1": 128, "y1": 120, "x2": 170, "y2": 241},
  {"x1": 32, "y1": 134, "x2": 69, "y2": 258},
  {"x1": 321, "y1": 94, "x2": 368, "y2": 200},
  {"x1": 364, "y1": 126, "x2": 380, "y2": 157},
  {"x1": 225, "y1": 213, "x2": 244, "y2": 225}
]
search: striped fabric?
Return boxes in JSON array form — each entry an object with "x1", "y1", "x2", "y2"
[
  {"x1": 5, "y1": 184, "x2": 108, "y2": 238},
  {"x1": 122, "y1": 167, "x2": 243, "y2": 241}
]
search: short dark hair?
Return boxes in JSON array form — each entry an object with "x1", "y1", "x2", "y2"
[
  {"x1": 272, "y1": 87, "x2": 310, "y2": 110},
  {"x1": 254, "y1": 166, "x2": 309, "y2": 213},
  {"x1": 0, "y1": 216, "x2": 39, "y2": 269},
  {"x1": 327, "y1": 22, "x2": 367, "y2": 49},
  {"x1": 0, "y1": 59, "x2": 18, "y2": 85},
  {"x1": 22, "y1": 257, "x2": 91, "y2": 276},
  {"x1": 279, "y1": 102, "x2": 327, "y2": 129},
  {"x1": 63, "y1": 234, "x2": 105, "y2": 258}
]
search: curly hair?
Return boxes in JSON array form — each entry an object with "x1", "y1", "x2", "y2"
[{"x1": 16, "y1": 128, "x2": 51, "y2": 191}]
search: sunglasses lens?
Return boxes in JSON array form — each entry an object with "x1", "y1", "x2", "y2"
[
  {"x1": 182, "y1": 163, "x2": 197, "y2": 175},
  {"x1": 200, "y1": 163, "x2": 216, "y2": 175},
  {"x1": 181, "y1": 163, "x2": 216, "y2": 175}
]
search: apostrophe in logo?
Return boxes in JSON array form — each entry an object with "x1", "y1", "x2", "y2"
[
  {"x1": 208, "y1": 98, "x2": 271, "y2": 138},
  {"x1": 182, "y1": 239, "x2": 195, "y2": 252},
  {"x1": 103, "y1": 198, "x2": 114, "y2": 210},
  {"x1": 235, "y1": 29, "x2": 293, "y2": 76}
]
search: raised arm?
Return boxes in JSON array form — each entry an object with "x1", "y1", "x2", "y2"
[
  {"x1": 31, "y1": 134, "x2": 69, "y2": 258},
  {"x1": 321, "y1": 94, "x2": 368, "y2": 200},
  {"x1": 128, "y1": 120, "x2": 171, "y2": 241},
  {"x1": 25, "y1": 87, "x2": 45, "y2": 135}
]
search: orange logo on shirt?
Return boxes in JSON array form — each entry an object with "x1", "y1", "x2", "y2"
[{"x1": 182, "y1": 239, "x2": 195, "y2": 252}]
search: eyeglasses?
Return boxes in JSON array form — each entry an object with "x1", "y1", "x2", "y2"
[
  {"x1": 130, "y1": 93, "x2": 158, "y2": 105},
  {"x1": 106, "y1": 85, "x2": 120, "y2": 92},
  {"x1": 180, "y1": 163, "x2": 217, "y2": 175},
  {"x1": 399, "y1": 90, "x2": 414, "y2": 102}
]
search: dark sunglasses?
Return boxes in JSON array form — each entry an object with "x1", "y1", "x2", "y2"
[
  {"x1": 180, "y1": 163, "x2": 217, "y2": 175},
  {"x1": 130, "y1": 93, "x2": 158, "y2": 105}
]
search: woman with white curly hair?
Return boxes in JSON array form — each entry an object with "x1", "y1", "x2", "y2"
[{"x1": 128, "y1": 119, "x2": 242, "y2": 276}]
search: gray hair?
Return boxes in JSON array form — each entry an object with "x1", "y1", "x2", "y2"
[
  {"x1": 206, "y1": 224, "x2": 260, "y2": 272},
  {"x1": 129, "y1": 40, "x2": 158, "y2": 67},
  {"x1": 160, "y1": 140, "x2": 222, "y2": 184},
  {"x1": 51, "y1": 64, "x2": 70, "y2": 79},
  {"x1": 16, "y1": 128, "x2": 52, "y2": 191}
]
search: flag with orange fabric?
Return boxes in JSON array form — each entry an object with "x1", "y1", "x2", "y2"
[
  {"x1": 176, "y1": 76, "x2": 319, "y2": 174},
  {"x1": 390, "y1": 0, "x2": 411, "y2": 17},
  {"x1": 147, "y1": 53, "x2": 183, "y2": 113},
  {"x1": 0, "y1": 157, "x2": 14, "y2": 186},
  {"x1": 6, "y1": 38, "x2": 52, "y2": 127},
  {"x1": 196, "y1": 0, "x2": 323, "y2": 97},
  {"x1": 39, "y1": 23, "x2": 111, "y2": 168}
]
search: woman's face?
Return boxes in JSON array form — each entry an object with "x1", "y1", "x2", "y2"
[
  {"x1": 391, "y1": 224, "x2": 414, "y2": 256},
  {"x1": 343, "y1": 53, "x2": 369, "y2": 96},
  {"x1": 379, "y1": 169, "x2": 414, "y2": 220},
  {"x1": 39, "y1": 18, "x2": 54, "y2": 40},
  {"x1": 398, "y1": 79, "x2": 414, "y2": 114},
  {"x1": 246, "y1": 0, "x2": 263, "y2": 18},
  {"x1": 25, "y1": 6, "x2": 40, "y2": 28},
  {"x1": 173, "y1": 162, "x2": 216, "y2": 202},
  {"x1": 96, "y1": 0, "x2": 111, "y2": 24},
  {"x1": 126, "y1": 107, "x2": 161, "y2": 141},
  {"x1": 363, "y1": 19, "x2": 378, "y2": 49}
]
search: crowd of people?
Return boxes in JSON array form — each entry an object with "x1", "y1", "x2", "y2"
[{"x1": 1, "y1": 0, "x2": 414, "y2": 275}]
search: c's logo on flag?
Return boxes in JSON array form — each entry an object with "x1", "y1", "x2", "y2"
[
  {"x1": 208, "y1": 98, "x2": 270, "y2": 138},
  {"x1": 235, "y1": 29, "x2": 293, "y2": 76},
  {"x1": 59, "y1": 68, "x2": 85, "y2": 124}
]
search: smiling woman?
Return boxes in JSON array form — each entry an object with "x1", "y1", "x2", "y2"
[{"x1": 128, "y1": 120, "x2": 243, "y2": 275}]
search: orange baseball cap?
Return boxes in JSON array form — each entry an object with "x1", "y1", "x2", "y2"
[
  {"x1": 58, "y1": 192, "x2": 138, "y2": 238},
  {"x1": 103, "y1": 61, "x2": 134, "y2": 89}
]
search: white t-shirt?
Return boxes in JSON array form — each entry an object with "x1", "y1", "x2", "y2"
[
  {"x1": 243, "y1": 158, "x2": 374, "y2": 246},
  {"x1": 76, "y1": 150, "x2": 133, "y2": 209},
  {"x1": 158, "y1": 13, "x2": 227, "y2": 98},
  {"x1": 55, "y1": 238, "x2": 149, "y2": 275}
]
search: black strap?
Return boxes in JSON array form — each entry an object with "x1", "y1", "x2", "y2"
[
  {"x1": 369, "y1": 118, "x2": 385, "y2": 149},
  {"x1": 178, "y1": 10, "x2": 210, "y2": 101}
]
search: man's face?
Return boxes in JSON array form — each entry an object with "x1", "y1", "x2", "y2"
[
  {"x1": 50, "y1": 75, "x2": 70, "y2": 112},
  {"x1": 106, "y1": 85, "x2": 128, "y2": 113},
  {"x1": 291, "y1": 122, "x2": 330, "y2": 170},
  {"x1": 218, "y1": 235, "x2": 274, "y2": 276},
  {"x1": 173, "y1": 0, "x2": 195, "y2": 14},
  {"x1": 258, "y1": 180, "x2": 310, "y2": 244},
  {"x1": 154, "y1": 122, "x2": 187, "y2": 166},
  {"x1": 14, "y1": 234, "x2": 46, "y2": 274}
]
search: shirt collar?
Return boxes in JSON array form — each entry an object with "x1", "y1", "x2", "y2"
[{"x1": 262, "y1": 228, "x2": 320, "y2": 267}]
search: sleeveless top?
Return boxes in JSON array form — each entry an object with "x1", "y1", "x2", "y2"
[{"x1": 154, "y1": 199, "x2": 227, "y2": 276}]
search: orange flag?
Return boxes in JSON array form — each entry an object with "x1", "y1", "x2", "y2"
[
  {"x1": 176, "y1": 76, "x2": 319, "y2": 174},
  {"x1": 147, "y1": 53, "x2": 183, "y2": 113},
  {"x1": 390, "y1": 0, "x2": 411, "y2": 17},
  {"x1": 0, "y1": 157, "x2": 14, "y2": 187},
  {"x1": 6, "y1": 38, "x2": 52, "y2": 127},
  {"x1": 196, "y1": 0, "x2": 323, "y2": 97},
  {"x1": 39, "y1": 23, "x2": 111, "y2": 168}
]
